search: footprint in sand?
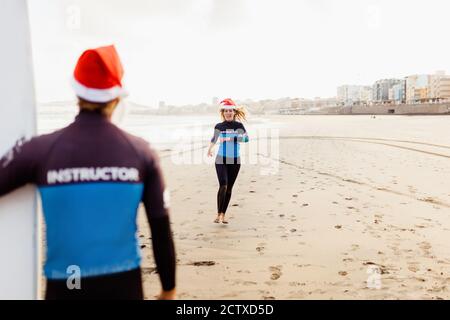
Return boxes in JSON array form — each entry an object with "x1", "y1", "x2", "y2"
[
  {"x1": 289, "y1": 282, "x2": 306, "y2": 287},
  {"x1": 419, "y1": 242, "x2": 432, "y2": 251},
  {"x1": 420, "y1": 197, "x2": 439, "y2": 204},
  {"x1": 295, "y1": 264, "x2": 312, "y2": 268},
  {"x1": 142, "y1": 267, "x2": 157, "y2": 275},
  {"x1": 374, "y1": 214, "x2": 383, "y2": 220},
  {"x1": 269, "y1": 266, "x2": 282, "y2": 280},
  {"x1": 408, "y1": 186, "x2": 417, "y2": 194},
  {"x1": 408, "y1": 263, "x2": 420, "y2": 273},
  {"x1": 256, "y1": 243, "x2": 266, "y2": 254},
  {"x1": 187, "y1": 261, "x2": 216, "y2": 267},
  {"x1": 419, "y1": 242, "x2": 434, "y2": 258},
  {"x1": 237, "y1": 270, "x2": 251, "y2": 274}
]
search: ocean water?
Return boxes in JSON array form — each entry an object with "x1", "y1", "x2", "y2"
[{"x1": 37, "y1": 105, "x2": 277, "y2": 151}]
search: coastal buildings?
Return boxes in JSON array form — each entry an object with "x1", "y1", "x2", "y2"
[
  {"x1": 429, "y1": 71, "x2": 450, "y2": 101},
  {"x1": 337, "y1": 85, "x2": 372, "y2": 106},
  {"x1": 390, "y1": 81, "x2": 406, "y2": 104},
  {"x1": 154, "y1": 70, "x2": 450, "y2": 116},
  {"x1": 405, "y1": 71, "x2": 450, "y2": 103},
  {"x1": 405, "y1": 74, "x2": 430, "y2": 103},
  {"x1": 372, "y1": 79, "x2": 403, "y2": 103}
]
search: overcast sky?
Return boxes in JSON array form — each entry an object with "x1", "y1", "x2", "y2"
[{"x1": 28, "y1": 0, "x2": 450, "y2": 106}]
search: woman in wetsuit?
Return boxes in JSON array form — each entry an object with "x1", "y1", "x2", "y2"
[{"x1": 207, "y1": 98, "x2": 249, "y2": 224}]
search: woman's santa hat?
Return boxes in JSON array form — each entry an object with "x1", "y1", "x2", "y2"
[
  {"x1": 219, "y1": 98, "x2": 237, "y2": 110},
  {"x1": 72, "y1": 45, "x2": 128, "y2": 103}
]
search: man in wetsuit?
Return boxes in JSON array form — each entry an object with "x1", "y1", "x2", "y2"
[{"x1": 0, "y1": 45, "x2": 176, "y2": 300}]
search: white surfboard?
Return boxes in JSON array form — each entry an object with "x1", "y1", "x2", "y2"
[{"x1": 0, "y1": 0, "x2": 38, "y2": 299}]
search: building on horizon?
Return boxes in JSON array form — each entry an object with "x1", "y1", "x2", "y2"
[
  {"x1": 429, "y1": 71, "x2": 450, "y2": 102},
  {"x1": 390, "y1": 80, "x2": 406, "y2": 104},
  {"x1": 405, "y1": 74, "x2": 431, "y2": 103},
  {"x1": 337, "y1": 85, "x2": 372, "y2": 106},
  {"x1": 372, "y1": 79, "x2": 403, "y2": 103}
]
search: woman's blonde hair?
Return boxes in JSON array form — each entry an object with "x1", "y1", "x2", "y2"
[
  {"x1": 220, "y1": 106, "x2": 247, "y2": 122},
  {"x1": 78, "y1": 97, "x2": 119, "y2": 116}
]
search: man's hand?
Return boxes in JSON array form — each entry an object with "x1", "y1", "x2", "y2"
[{"x1": 158, "y1": 288, "x2": 176, "y2": 300}]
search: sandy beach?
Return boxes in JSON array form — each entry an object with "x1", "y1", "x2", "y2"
[
  {"x1": 134, "y1": 115, "x2": 450, "y2": 300},
  {"x1": 36, "y1": 113, "x2": 450, "y2": 300}
]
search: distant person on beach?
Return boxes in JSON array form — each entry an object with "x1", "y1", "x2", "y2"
[
  {"x1": 207, "y1": 99, "x2": 249, "y2": 224},
  {"x1": 0, "y1": 45, "x2": 176, "y2": 300}
]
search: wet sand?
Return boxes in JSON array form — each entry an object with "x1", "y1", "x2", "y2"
[{"x1": 138, "y1": 115, "x2": 450, "y2": 300}]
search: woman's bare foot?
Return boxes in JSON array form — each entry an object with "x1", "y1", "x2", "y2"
[
  {"x1": 221, "y1": 214, "x2": 229, "y2": 224},
  {"x1": 214, "y1": 214, "x2": 221, "y2": 223}
]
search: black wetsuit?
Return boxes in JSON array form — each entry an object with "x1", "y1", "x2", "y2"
[
  {"x1": 45, "y1": 268, "x2": 144, "y2": 300},
  {"x1": 211, "y1": 121, "x2": 249, "y2": 214},
  {"x1": 0, "y1": 110, "x2": 176, "y2": 299}
]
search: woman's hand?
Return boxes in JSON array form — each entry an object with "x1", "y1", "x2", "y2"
[{"x1": 207, "y1": 142, "x2": 215, "y2": 157}]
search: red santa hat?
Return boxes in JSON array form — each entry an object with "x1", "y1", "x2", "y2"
[
  {"x1": 72, "y1": 45, "x2": 128, "y2": 103},
  {"x1": 219, "y1": 98, "x2": 237, "y2": 110}
]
